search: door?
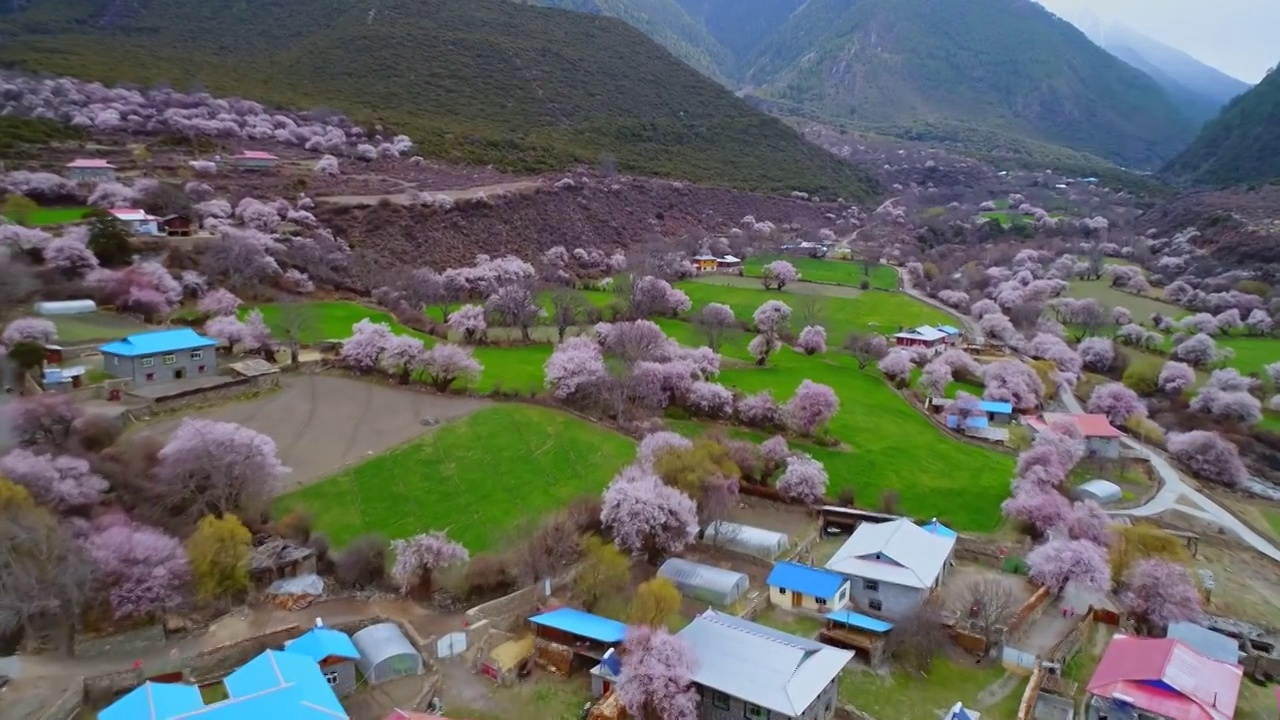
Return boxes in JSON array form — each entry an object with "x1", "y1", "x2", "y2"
[
  {"x1": 174, "y1": 368, "x2": 185, "y2": 380},
  {"x1": 437, "y1": 631, "x2": 468, "y2": 658},
  {"x1": 791, "y1": 591, "x2": 802, "y2": 608}
]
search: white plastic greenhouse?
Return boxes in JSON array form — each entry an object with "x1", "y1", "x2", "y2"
[
  {"x1": 351, "y1": 622, "x2": 424, "y2": 685},
  {"x1": 701, "y1": 521, "x2": 790, "y2": 559},
  {"x1": 656, "y1": 557, "x2": 750, "y2": 606}
]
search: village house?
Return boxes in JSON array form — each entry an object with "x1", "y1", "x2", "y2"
[
  {"x1": 99, "y1": 327, "x2": 219, "y2": 385},
  {"x1": 99, "y1": 649, "x2": 348, "y2": 720},
  {"x1": 691, "y1": 254, "x2": 745, "y2": 274},
  {"x1": 229, "y1": 150, "x2": 280, "y2": 170},
  {"x1": 283, "y1": 622, "x2": 362, "y2": 696},
  {"x1": 824, "y1": 518, "x2": 956, "y2": 620},
  {"x1": 161, "y1": 213, "x2": 196, "y2": 237},
  {"x1": 693, "y1": 254, "x2": 720, "y2": 273},
  {"x1": 108, "y1": 208, "x2": 165, "y2": 236},
  {"x1": 766, "y1": 561, "x2": 850, "y2": 613},
  {"x1": 676, "y1": 609, "x2": 854, "y2": 720},
  {"x1": 64, "y1": 158, "x2": 116, "y2": 183},
  {"x1": 1027, "y1": 413, "x2": 1122, "y2": 459},
  {"x1": 717, "y1": 255, "x2": 742, "y2": 273},
  {"x1": 1085, "y1": 635, "x2": 1242, "y2": 720},
  {"x1": 892, "y1": 324, "x2": 962, "y2": 351}
]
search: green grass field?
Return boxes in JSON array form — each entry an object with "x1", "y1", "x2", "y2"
[
  {"x1": 249, "y1": 301, "x2": 430, "y2": 343},
  {"x1": 40, "y1": 310, "x2": 152, "y2": 343},
  {"x1": 742, "y1": 256, "x2": 899, "y2": 291},
  {"x1": 1065, "y1": 279, "x2": 1181, "y2": 320},
  {"x1": 263, "y1": 277, "x2": 1011, "y2": 533},
  {"x1": 276, "y1": 405, "x2": 635, "y2": 551},
  {"x1": 839, "y1": 658, "x2": 1025, "y2": 720},
  {"x1": 3, "y1": 205, "x2": 94, "y2": 226}
]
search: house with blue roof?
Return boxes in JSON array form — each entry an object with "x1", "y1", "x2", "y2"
[
  {"x1": 528, "y1": 607, "x2": 628, "y2": 676},
  {"x1": 99, "y1": 649, "x2": 349, "y2": 720},
  {"x1": 285, "y1": 624, "x2": 362, "y2": 696},
  {"x1": 766, "y1": 561, "x2": 850, "y2": 613},
  {"x1": 100, "y1": 328, "x2": 219, "y2": 386}
]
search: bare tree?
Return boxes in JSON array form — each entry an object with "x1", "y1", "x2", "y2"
[
  {"x1": 794, "y1": 295, "x2": 825, "y2": 328},
  {"x1": 0, "y1": 249, "x2": 39, "y2": 308},
  {"x1": 512, "y1": 513, "x2": 582, "y2": 585},
  {"x1": 550, "y1": 289, "x2": 585, "y2": 342},
  {"x1": 277, "y1": 303, "x2": 317, "y2": 367},
  {"x1": 884, "y1": 600, "x2": 949, "y2": 673},
  {"x1": 843, "y1": 332, "x2": 889, "y2": 369},
  {"x1": 953, "y1": 577, "x2": 1018, "y2": 650},
  {"x1": 0, "y1": 507, "x2": 94, "y2": 647}
]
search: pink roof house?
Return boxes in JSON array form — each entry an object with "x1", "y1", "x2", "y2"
[
  {"x1": 65, "y1": 158, "x2": 117, "y2": 182},
  {"x1": 229, "y1": 150, "x2": 280, "y2": 170}
]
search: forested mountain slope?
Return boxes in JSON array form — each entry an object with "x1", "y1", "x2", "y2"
[
  {"x1": 1165, "y1": 68, "x2": 1280, "y2": 186},
  {"x1": 0, "y1": 0, "x2": 878, "y2": 200}
]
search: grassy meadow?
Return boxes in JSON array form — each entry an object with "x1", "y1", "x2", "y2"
[
  {"x1": 276, "y1": 405, "x2": 636, "y2": 551},
  {"x1": 2, "y1": 205, "x2": 94, "y2": 226},
  {"x1": 742, "y1": 256, "x2": 899, "y2": 290},
  {"x1": 261, "y1": 258, "x2": 1015, "y2": 541}
]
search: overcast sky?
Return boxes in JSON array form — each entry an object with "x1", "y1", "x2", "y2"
[{"x1": 1035, "y1": 0, "x2": 1278, "y2": 83}]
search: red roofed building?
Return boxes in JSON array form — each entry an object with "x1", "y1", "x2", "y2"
[
  {"x1": 65, "y1": 158, "x2": 117, "y2": 183},
  {"x1": 1025, "y1": 412, "x2": 1122, "y2": 459},
  {"x1": 229, "y1": 150, "x2": 280, "y2": 170},
  {"x1": 1085, "y1": 635, "x2": 1242, "y2": 720}
]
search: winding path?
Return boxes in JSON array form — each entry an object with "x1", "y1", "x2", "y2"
[{"x1": 887, "y1": 264, "x2": 1280, "y2": 561}]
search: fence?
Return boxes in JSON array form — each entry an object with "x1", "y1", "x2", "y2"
[{"x1": 1003, "y1": 645, "x2": 1038, "y2": 675}]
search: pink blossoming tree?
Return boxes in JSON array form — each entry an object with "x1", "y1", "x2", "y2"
[
  {"x1": 601, "y1": 466, "x2": 698, "y2": 562},
  {"x1": 1027, "y1": 538, "x2": 1111, "y2": 594},
  {"x1": 420, "y1": 343, "x2": 483, "y2": 391},
  {"x1": 1167, "y1": 431, "x2": 1249, "y2": 487},
  {"x1": 1086, "y1": 382, "x2": 1148, "y2": 425},
  {"x1": 84, "y1": 519, "x2": 190, "y2": 620},
  {"x1": 0, "y1": 449, "x2": 109, "y2": 513},
  {"x1": 389, "y1": 531, "x2": 469, "y2": 595},
  {"x1": 783, "y1": 380, "x2": 839, "y2": 435},
  {"x1": 1119, "y1": 559, "x2": 1203, "y2": 633},
  {"x1": 616, "y1": 626, "x2": 698, "y2": 720},
  {"x1": 151, "y1": 418, "x2": 290, "y2": 525},
  {"x1": 776, "y1": 454, "x2": 829, "y2": 505}
]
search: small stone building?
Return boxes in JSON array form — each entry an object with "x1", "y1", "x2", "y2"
[{"x1": 249, "y1": 537, "x2": 317, "y2": 593}]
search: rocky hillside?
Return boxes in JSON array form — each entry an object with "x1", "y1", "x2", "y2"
[
  {"x1": 1164, "y1": 68, "x2": 1280, "y2": 187},
  {"x1": 1139, "y1": 185, "x2": 1280, "y2": 269},
  {"x1": 0, "y1": 0, "x2": 877, "y2": 200}
]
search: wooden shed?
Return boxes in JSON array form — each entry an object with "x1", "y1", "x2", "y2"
[
  {"x1": 528, "y1": 608, "x2": 627, "y2": 677},
  {"x1": 248, "y1": 537, "x2": 317, "y2": 592},
  {"x1": 162, "y1": 214, "x2": 195, "y2": 237}
]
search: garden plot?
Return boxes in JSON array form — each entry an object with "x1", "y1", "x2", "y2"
[{"x1": 144, "y1": 374, "x2": 489, "y2": 489}]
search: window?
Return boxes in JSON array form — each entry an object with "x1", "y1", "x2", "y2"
[
  {"x1": 140, "y1": 357, "x2": 155, "y2": 368},
  {"x1": 712, "y1": 691, "x2": 730, "y2": 710},
  {"x1": 145, "y1": 373, "x2": 155, "y2": 382},
  {"x1": 869, "y1": 599, "x2": 882, "y2": 612},
  {"x1": 777, "y1": 588, "x2": 787, "y2": 595},
  {"x1": 744, "y1": 703, "x2": 765, "y2": 719},
  {"x1": 163, "y1": 354, "x2": 176, "y2": 365},
  {"x1": 324, "y1": 671, "x2": 339, "y2": 686},
  {"x1": 864, "y1": 580, "x2": 880, "y2": 592},
  {"x1": 816, "y1": 597, "x2": 827, "y2": 606},
  {"x1": 191, "y1": 349, "x2": 204, "y2": 361}
]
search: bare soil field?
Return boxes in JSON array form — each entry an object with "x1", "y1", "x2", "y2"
[{"x1": 142, "y1": 375, "x2": 490, "y2": 489}]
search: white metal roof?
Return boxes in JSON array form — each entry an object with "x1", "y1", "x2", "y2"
[
  {"x1": 703, "y1": 521, "x2": 789, "y2": 558},
  {"x1": 351, "y1": 622, "x2": 419, "y2": 674},
  {"x1": 894, "y1": 325, "x2": 948, "y2": 341},
  {"x1": 676, "y1": 610, "x2": 853, "y2": 716},
  {"x1": 824, "y1": 518, "x2": 955, "y2": 588},
  {"x1": 657, "y1": 557, "x2": 749, "y2": 595},
  {"x1": 108, "y1": 209, "x2": 160, "y2": 222}
]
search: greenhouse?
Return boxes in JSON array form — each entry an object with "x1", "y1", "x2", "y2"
[
  {"x1": 351, "y1": 622, "x2": 424, "y2": 685},
  {"x1": 702, "y1": 521, "x2": 790, "y2": 559},
  {"x1": 1076, "y1": 479, "x2": 1122, "y2": 505},
  {"x1": 656, "y1": 557, "x2": 750, "y2": 606}
]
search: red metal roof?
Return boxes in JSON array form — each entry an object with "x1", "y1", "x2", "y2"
[
  {"x1": 1032, "y1": 413, "x2": 1122, "y2": 438},
  {"x1": 65, "y1": 158, "x2": 115, "y2": 168},
  {"x1": 1087, "y1": 635, "x2": 1242, "y2": 720}
]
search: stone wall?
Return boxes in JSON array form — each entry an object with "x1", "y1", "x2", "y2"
[
  {"x1": 73, "y1": 624, "x2": 165, "y2": 659},
  {"x1": 465, "y1": 570, "x2": 576, "y2": 626},
  {"x1": 1008, "y1": 586, "x2": 1053, "y2": 643},
  {"x1": 125, "y1": 373, "x2": 279, "y2": 420},
  {"x1": 955, "y1": 534, "x2": 1032, "y2": 569}
]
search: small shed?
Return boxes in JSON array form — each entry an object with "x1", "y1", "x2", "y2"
[
  {"x1": 479, "y1": 634, "x2": 534, "y2": 686},
  {"x1": 529, "y1": 608, "x2": 627, "y2": 676},
  {"x1": 766, "y1": 562, "x2": 849, "y2": 612},
  {"x1": 249, "y1": 537, "x2": 317, "y2": 592},
  {"x1": 589, "y1": 648, "x2": 623, "y2": 698},
  {"x1": 818, "y1": 609, "x2": 893, "y2": 665},
  {"x1": 162, "y1": 214, "x2": 195, "y2": 237},
  {"x1": 42, "y1": 366, "x2": 86, "y2": 392},
  {"x1": 351, "y1": 622, "x2": 424, "y2": 685},
  {"x1": 656, "y1": 557, "x2": 750, "y2": 606},
  {"x1": 1075, "y1": 479, "x2": 1122, "y2": 505},
  {"x1": 35, "y1": 299, "x2": 97, "y2": 316},
  {"x1": 702, "y1": 521, "x2": 790, "y2": 559},
  {"x1": 284, "y1": 622, "x2": 361, "y2": 696}
]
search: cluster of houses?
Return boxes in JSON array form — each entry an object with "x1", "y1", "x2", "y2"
[
  {"x1": 99, "y1": 620, "x2": 425, "y2": 720},
  {"x1": 892, "y1": 324, "x2": 963, "y2": 351},
  {"x1": 691, "y1": 254, "x2": 744, "y2": 274}
]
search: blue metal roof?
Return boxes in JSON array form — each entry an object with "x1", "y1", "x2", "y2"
[
  {"x1": 100, "y1": 681, "x2": 204, "y2": 720},
  {"x1": 937, "y1": 325, "x2": 961, "y2": 335},
  {"x1": 920, "y1": 519, "x2": 958, "y2": 539},
  {"x1": 978, "y1": 400, "x2": 1013, "y2": 414},
  {"x1": 100, "y1": 328, "x2": 217, "y2": 357},
  {"x1": 766, "y1": 561, "x2": 847, "y2": 599},
  {"x1": 825, "y1": 610, "x2": 894, "y2": 633},
  {"x1": 529, "y1": 608, "x2": 628, "y2": 643},
  {"x1": 946, "y1": 415, "x2": 989, "y2": 430},
  {"x1": 285, "y1": 626, "x2": 360, "y2": 662},
  {"x1": 101, "y1": 650, "x2": 349, "y2": 720},
  {"x1": 948, "y1": 705, "x2": 975, "y2": 720}
]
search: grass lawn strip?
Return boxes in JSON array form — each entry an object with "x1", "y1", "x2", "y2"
[
  {"x1": 276, "y1": 404, "x2": 635, "y2": 552},
  {"x1": 3, "y1": 205, "x2": 93, "y2": 225},
  {"x1": 742, "y1": 256, "x2": 899, "y2": 291},
  {"x1": 839, "y1": 659, "x2": 1024, "y2": 720}
]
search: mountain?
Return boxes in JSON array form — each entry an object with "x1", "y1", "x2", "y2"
[
  {"x1": 538, "y1": 0, "x2": 1199, "y2": 170},
  {"x1": 1165, "y1": 68, "x2": 1280, "y2": 186},
  {"x1": 0, "y1": 0, "x2": 877, "y2": 201},
  {"x1": 1051, "y1": 10, "x2": 1251, "y2": 125}
]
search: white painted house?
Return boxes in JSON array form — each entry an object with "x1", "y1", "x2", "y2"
[
  {"x1": 824, "y1": 518, "x2": 956, "y2": 620},
  {"x1": 108, "y1": 208, "x2": 164, "y2": 236}
]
